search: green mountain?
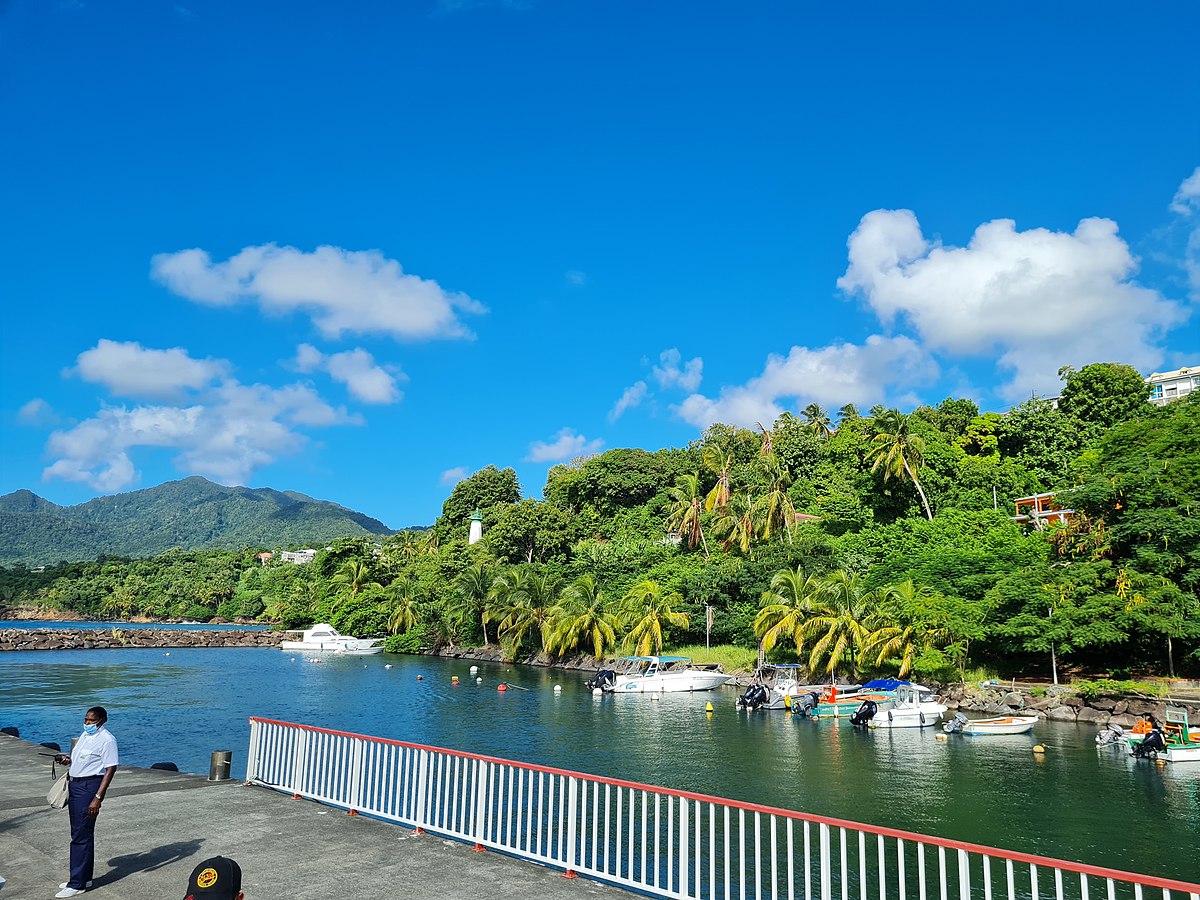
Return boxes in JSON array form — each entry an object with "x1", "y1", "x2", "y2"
[{"x1": 0, "y1": 476, "x2": 394, "y2": 566}]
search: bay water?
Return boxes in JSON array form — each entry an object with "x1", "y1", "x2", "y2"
[{"x1": 1, "y1": 645, "x2": 1197, "y2": 883}]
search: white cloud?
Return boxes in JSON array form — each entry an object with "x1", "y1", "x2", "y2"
[
  {"x1": 676, "y1": 336, "x2": 935, "y2": 429},
  {"x1": 18, "y1": 398, "x2": 59, "y2": 427},
  {"x1": 837, "y1": 209, "x2": 1187, "y2": 399},
  {"x1": 293, "y1": 343, "x2": 325, "y2": 373},
  {"x1": 43, "y1": 382, "x2": 359, "y2": 492},
  {"x1": 1169, "y1": 166, "x2": 1200, "y2": 300},
  {"x1": 325, "y1": 349, "x2": 403, "y2": 404},
  {"x1": 71, "y1": 340, "x2": 227, "y2": 399},
  {"x1": 565, "y1": 270, "x2": 587, "y2": 286},
  {"x1": 1170, "y1": 166, "x2": 1200, "y2": 215},
  {"x1": 440, "y1": 466, "x2": 469, "y2": 486},
  {"x1": 653, "y1": 348, "x2": 703, "y2": 391},
  {"x1": 151, "y1": 244, "x2": 485, "y2": 341},
  {"x1": 608, "y1": 381, "x2": 647, "y2": 422},
  {"x1": 525, "y1": 428, "x2": 603, "y2": 463}
]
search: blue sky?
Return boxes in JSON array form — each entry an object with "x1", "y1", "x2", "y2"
[{"x1": 1, "y1": 1, "x2": 1197, "y2": 529}]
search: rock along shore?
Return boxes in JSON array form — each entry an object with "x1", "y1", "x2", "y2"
[{"x1": 0, "y1": 627, "x2": 285, "y2": 651}]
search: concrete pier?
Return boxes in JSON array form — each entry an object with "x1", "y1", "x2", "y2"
[{"x1": 0, "y1": 735, "x2": 625, "y2": 900}]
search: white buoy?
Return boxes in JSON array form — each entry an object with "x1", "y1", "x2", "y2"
[
  {"x1": 384, "y1": 664, "x2": 392, "y2": 669},
  {"x1": 593, "y1": 688, "x2": 603, "y2": 696},
  {"x1": 470, "y1": 665, "x2": 479, "y2": 675},
  {"x1": 554, "y1": 685, "x2": 562, "y2": 693},
  {"x1": 476, "y1": 677, "x2": 483, "y2": 684}
]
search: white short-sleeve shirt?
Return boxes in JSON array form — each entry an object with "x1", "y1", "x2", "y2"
[{"x1": 69, "y1": 727, "x2": 119, "y2": 777}]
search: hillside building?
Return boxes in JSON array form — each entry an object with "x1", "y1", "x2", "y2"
[{"x1": 1146, "y1": 366, "x2": 1199, "y2": 406}]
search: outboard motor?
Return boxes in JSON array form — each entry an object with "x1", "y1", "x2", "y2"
[
  {"x1": 791, "y1": 691, "x2": 819, "y2": 718},
  {"x1": 1095, "y1": 723, "x2": 1125, "y2": 747},
  {"x1": 737, "y1": 684, "x2": 771, "y2": 711},
  {"x1": 1132, "y1": 727, "x2": 1167, "y2": 759},
  {"x1": 943, "y1": 712, "x2": 969, "y2": 734},
  {"x1": 586, "y1": 670, "x2": 616, "y2": 692},
  {"x1": 849, "y1": 699, "x2": 878, "y2": 727}
]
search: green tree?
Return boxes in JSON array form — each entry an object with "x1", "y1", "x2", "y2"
[
  {"x1": 866, "y1": 410, "x2": 934, "y2": 520},
  {"x1": 547, "y1": 573, "x2": 618, "y2": 659},
  {"x1": 1058, "y1": 362, "x2": 1151, "y2": 444},
  {"x1": 387, "y1": 575, "x2": 423, "y2": 635},
  {"x1": 620, "y1": 580, "x2": 690, "y2": 655},
  {"x1": 802, "y1": 570, "x2": 880, "y2": 679},
  {"x1": 753, "y1": 565, "x2": 825, "y2": 654},
  {"x1": 665, "y1": 473, "x2": 709, "y2": 556},
  {"x1": 802, "y1": 403, "x2": 834, "y2": 439}
]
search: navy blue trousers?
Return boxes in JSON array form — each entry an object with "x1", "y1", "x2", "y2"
[{"x1": 67, "y1": 776, "x2": 103, "y2": 889}]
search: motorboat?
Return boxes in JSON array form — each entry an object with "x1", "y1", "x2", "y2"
[
  {"x1": 279, "y1": 623, "x2": 385, "y2": 655},
  {"x1": 850, "y1": 682, "x2": 946, "y2": 729},
  {"x1": 943, "y1": 712, "x2": 1038, "y2": 735},
  {"x1": 816, "y1": 678, "x2": 901, "y2": 718},
  {"x1": 736, "y1": 664, "x2": 820, "y2": 714},
  {"x1": 1125, "y1": 708, "x2": 1200, "y2": 763},
  {"x1": 587, "y1": 656, "x2": 732, "y2": 693}
]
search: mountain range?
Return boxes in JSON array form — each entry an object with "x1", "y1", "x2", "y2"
[{"x1": 0, "y1": 476, "x2": 397, "y2": 566}]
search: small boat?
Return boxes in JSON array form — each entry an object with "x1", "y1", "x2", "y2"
[
  {"x1": 852, "y1": 682, "x2": 946, "y2": 729},
  {"x1": 816, "y1": 678, "x2": 901, "y2": 718},
  {"x1": 1125, "y1": 708, "x2": 1200, "y2": 763},
  {"x1": 943, "y1": 712, "x2": 1038, "y2": 735},
  {"x1": 279, "y1": 623, "x2": 385, "y2": 655},
  {"x1": 587, "y1": 656, "x2": 732, "y2": 694},
  {"x1": 736, "y1": 664, "x2": 820, "y2": 714}
]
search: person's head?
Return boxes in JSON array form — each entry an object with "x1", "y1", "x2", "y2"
[
  {"x1": 183, "y1": 856, "x2": 243, "y2": 900},
  {"x1": 83, "y1": 707, "x2": 107, "y2": 734}
]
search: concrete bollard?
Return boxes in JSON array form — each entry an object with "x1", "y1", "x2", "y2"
[{"x1": 208, "y1": 750, "x2": 232, "y2": 782}]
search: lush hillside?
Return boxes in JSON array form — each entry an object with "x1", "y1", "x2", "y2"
[{"x1": 0, "y1": 476, "x2": 394, "y2": 565}]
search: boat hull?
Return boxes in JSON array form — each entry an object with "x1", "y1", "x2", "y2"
[
  {"x1": 866, "y1": 703, "x2": 947, "y2": 729},
  {"x1": 612, "y1": 672, "x2": 732, "y2": 693},
  {"x1": 952, "y1": 715, "x2": 1038, "y2": 736}
]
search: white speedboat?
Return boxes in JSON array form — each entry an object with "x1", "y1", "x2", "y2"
[
  {"x1": 854, "y1": 682, "x2": 946, "y2": 729},
  {"x1": 280, "y1": 623, "x2": 385, "y2": 655},
  {"x1": 943, "y1": 712, "x2": 1038, "y2": 735},
  {"x1": 736, "y1": 664, "x2": 821, "y2": 714},
  {"x1": 587, "y1": 656, "x2": 732, "y2": 693},
  {"x1": 1123, "y1": 708, "x2": 1200, "y2": 763}
]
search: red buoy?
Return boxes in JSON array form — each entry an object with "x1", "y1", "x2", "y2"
[{"x1": 497, "y1": 683, "x2": 508, "y2": 692}]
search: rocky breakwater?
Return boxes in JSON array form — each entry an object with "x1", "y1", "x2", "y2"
[
  {"x1": 940, "y1": 682, "x2": 1184, "y2": 728},
  {"x1": 0, "y1": 628, "x2": 286, "y2": 651}
]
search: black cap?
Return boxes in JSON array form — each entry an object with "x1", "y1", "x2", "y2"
[{"x1": 183, "y1": 856, "x2": 242, "y2": 900}]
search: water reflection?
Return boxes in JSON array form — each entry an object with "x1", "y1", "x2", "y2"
[{"x1": 1, "y1": 648, "x2": 1196, "y2": 882}]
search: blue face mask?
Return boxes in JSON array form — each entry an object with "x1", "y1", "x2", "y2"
[{"x1": 83, "y1": 723, "x2": 99, "y2": 735}]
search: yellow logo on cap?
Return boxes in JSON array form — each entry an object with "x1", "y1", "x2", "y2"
[{"x1": 196, "y1": 868, "x2": 218, "y2": 889}]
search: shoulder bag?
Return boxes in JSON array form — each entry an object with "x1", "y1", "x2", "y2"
[{"x1": 47, "y1": 773, "x2": 69, "y2": 809}]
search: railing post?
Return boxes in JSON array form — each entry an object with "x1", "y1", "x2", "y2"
[
  {"x1": 564, "y1": 775, "x2": 579, "y2": 877},
  {"x1": 473, "y1": 759, "x2": 488, "y2": 851},
  {"x1": 349, "y1": 738, "x2": 364, "y2": 813},
  {"x1": 290, "y1": 727, "x2": 309, "y2": 798},
  {"x1": 820, "y1": 822, "x2": 832, "y2": 900},
  {"x1": 245, "y1": 718, "x2": 259, "y2": 783},
  {"x1": 413, "y1": 748, "x2": 429, "y2": 833}
]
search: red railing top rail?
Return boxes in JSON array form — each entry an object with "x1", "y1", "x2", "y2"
[{"x1": 248, "y1": 716, "x2": 1200, "y2": 894}]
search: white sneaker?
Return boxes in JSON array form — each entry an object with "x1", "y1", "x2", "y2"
[
  {"x1": 55, "y1": 888, "x2": 87, "y2": 898},
  {"x1": 58, "y1": 882, "x2": 92, "y2": 890}
]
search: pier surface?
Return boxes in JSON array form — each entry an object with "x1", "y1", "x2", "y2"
[{"x1": 0, "y1": 735, "x2": 625, "y2": 900}]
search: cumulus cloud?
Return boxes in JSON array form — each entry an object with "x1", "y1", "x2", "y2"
[
  {"x1": 293, "y1": 343, "x2": 325, "y2": 373},
  {"x1": 525, "y1": 428, "x2": 603, "y2": 463},
  {"x1": 676, "y1": 336, "x2": 936, "y2": 429},
  {"x1": 70, "y1": 340, "x2": 227, "y2": 399},
  {"x1": 653, "y1": 348, "x2": 703, "y2": 392},
  {"x1": 1169, "y1": 166, "x2": 1200, "y2": 300},
  {"x1": 440, "y1": 466, "x2": 469, "y2": 486},
  {"x1": 151, "y1": 244, "x2": 485, "y2": 341},
  {"x1": 289, "y1": 344, "x2": 403, "y2": 404},
  {"x1": 18, "y1": 398, "x2": 59, "y2": 427},
  {"x1": 608, "y1": 381, "x2": 647, "y2": 422},
  {"x1": 837, "y1": 209, "x2": 1187, "y2": 399},
  {"x1": 43, "y1": 382, "x2": 359, "y2": 492}
]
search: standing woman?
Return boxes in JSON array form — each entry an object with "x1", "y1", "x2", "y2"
[{"x1": 53, "y1": 707, "x2": 118, "y2": 898}]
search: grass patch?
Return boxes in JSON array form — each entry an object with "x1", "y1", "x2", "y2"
[
  {"x1": 1073, "y1": 678, "x2": 1169, "y2": 699},
  {"x1": 672, "y1": 644, "x2": 758, "y2": 673},
  {"x1": 960, "y1": 666, "x2": 1002, "y2": 685}
]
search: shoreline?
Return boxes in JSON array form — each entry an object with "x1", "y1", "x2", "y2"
[{"x1": 0, "y1": 627, "x2": 284, "y2": 651}]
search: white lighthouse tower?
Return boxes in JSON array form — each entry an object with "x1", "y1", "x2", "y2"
[{"x1": 468, "y1": 509, "x2": 483, "y2": 545}]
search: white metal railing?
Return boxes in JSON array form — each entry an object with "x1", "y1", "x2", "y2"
[{"x1": 246, "y1": 717, "x2": 1200, "y2": 900}]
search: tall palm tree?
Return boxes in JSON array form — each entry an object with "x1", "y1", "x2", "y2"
[
  {"x1": 331, "y1": 560, "x2": 378, "y2": 597},
  {"x1": 756, "y1": 454, "x2": 796, "y2": 544},
  {"x1": 800, "y1": 570, "x2": 879, "y2": 679},
  {"x1": 487, "y1": 566, "x2": 558, "y2": 658},
  {"x1": 387, "y1": 576, "x2": 423, "y2": 635},
  {"x1": 802, "y1": 403, "x2": 834, "y2": 439},
  {"x1": 862, "y1": 581, "x2": 949, "y2": 678},
  {"x1": 452, "y1": 563, "x2": 493, "y2": 644},
  {"x1": 702, "y1": 447, "x2": 735, "y2": 512},
  {"x1": 866, "y1": 409, "x2": 934, "y2": 520},
  {"x1": 546, "y1": 574, "x2": 618, "y2": 660},
  {"x1": 666, "y1": 473, "x2": 709, "y2": 556},
  {"x1": 753, "y1": 566, "x2": 825, "y2": 654},
  {"x1": 619, "y1": 580, "x2": 690, "y2": 656},
  {"x1": 713, "y1": 492, "x2": 757, "y2": 556},
  {"x1": 837, "y1": 403, "x2": 859, "y2": 425}
]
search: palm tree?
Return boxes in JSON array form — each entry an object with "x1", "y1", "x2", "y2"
[
  {"x1": 756, "y1": 454, "x2": 796, "y2": 544},
  {"x1": 486, "y1": 566, "x2": 557, "y2": 658},
  {"x1": 702, "y1": 447, "x2": 735, "y2": 512},
  {"x1": 837, "y1": 403, "x2": 859, "y2": 425},
  {"x1": 546, "y1": 574, "x2": 618, "y2": 659},
  {"x1": 451, "y1": 563, "x2": 493, "y2": 644},
  {"x1": 387, "y1": 576, "x2": 423, "y2": 635},
  {"x1": 802, "y1": 403, "x2": 833, "y2": 439},
  {"x1": 861, "y1": 581, "x2": 948, "y2": 678},
  {"x1": 800, "y1": 570, "x2": 879, "y2": 679},
  {"x1": 866, "y1": 409, "x2": 934, "y2": 520},
  {"x1": 753, "y1": 566, "x2": 825, "y2": 654},
  {"x1": 331, "y1": 560, "x2": 378, "y2": 598},
  {"x1": 713, "y1": 492, "x2": 757, "y2": 556},
  {"x1": 620, "y1": 580, "x2": 690, "y2": 656},
  {"x1": 665, "y1": 473, "x2": 709, "y2": 556}
]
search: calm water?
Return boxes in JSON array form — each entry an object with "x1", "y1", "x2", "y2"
[{"x1": 1, "y1": 647, "x2": 1197, "y2": 883}]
